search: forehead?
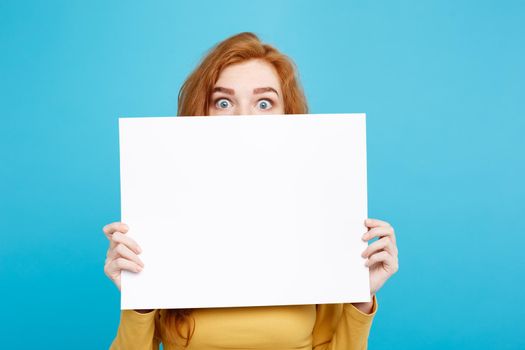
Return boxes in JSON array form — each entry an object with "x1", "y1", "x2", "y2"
[{"x1": 214, "y1": 59, "x2": 281, "y2": 91}]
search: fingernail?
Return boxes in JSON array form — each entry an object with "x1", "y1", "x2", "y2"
[
  {"x1": 137, "y1": 246, "x2": 142, "y2": 254},
  {"x1": 137, "y1": 266, "x2": 143, "y2": 272},
  {"x1": 362, "y1": 234, "x2": 367, "y2": 241},
  {"x1": 364, "y1": 260, "x2": 369, "y2": 267}
]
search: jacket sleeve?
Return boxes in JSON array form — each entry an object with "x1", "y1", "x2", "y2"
[
  {"x1": 109, "y1": 309, "x2": 160, "y2": 350},
  {"x1": 312, "y1": 295, "x2": 378, "y2": 350}
]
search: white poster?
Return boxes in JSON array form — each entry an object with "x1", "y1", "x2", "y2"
[{"x1": 119, "y1": 113, "x2": 370, "y2": 310}]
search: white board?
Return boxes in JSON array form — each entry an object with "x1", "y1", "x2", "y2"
[{"x1": 119, "y1": 113, "x2": 370, "y2": 310}]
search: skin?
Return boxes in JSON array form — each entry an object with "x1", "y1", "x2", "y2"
[
  {"x1": 103, "y1": 59, "x2": 399, "y2": 315},
  {"x1": 207, "y1": 59, "x2": 285, "y2": 116}
]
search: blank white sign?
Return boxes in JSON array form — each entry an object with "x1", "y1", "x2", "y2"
[{"x1": 119, "y1": 113, "x2": 370, "y2": 310}]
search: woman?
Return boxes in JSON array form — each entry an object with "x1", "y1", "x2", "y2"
[{"x1": 104, "y1": 32, "x2": 399, "y2": 350}]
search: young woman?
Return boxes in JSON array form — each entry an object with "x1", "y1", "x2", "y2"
[{"x1": 104, "y1": 32, "x2": 399, "y2": 350}]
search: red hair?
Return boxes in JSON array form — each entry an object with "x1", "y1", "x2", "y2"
[
  {"x1": 157, "y1": 31, "x2": 308, "y2": 347},
  {"x1": 178, "y1": 31, "x2": 308, "y2": 116}
]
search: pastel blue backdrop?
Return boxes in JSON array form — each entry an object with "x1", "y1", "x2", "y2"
[{"x1": 1, "y1": 1, "x2": 523, "y2": 349}]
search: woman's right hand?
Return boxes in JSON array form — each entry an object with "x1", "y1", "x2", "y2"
[{"x1": 103, "y1": 221, "x2": 145, "y2": 291}]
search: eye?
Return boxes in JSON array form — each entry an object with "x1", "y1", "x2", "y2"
[
  {"x1": 257, "y1": 99, "x2": 273, "y2": 110},
  {"x1": 215, "y1": 98, "x2": 232, "y2": 109}
]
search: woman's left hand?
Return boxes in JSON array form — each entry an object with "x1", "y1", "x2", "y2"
[{"x1": 361, "y1": 218, "x2": 399, "y2": 295}]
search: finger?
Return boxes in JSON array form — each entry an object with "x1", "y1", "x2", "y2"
[
  {"x1": 362, "y1": 225, "x2": 396, "y2": 244},
  {"x1": 361, "y1": 237, "x2": 392, "y2": 258},
  {"x1": 102, "y1": 222, "x2": 129, "y2": 239},
  {"x1": 107, "y1": 243, "x2": 145, "y2": 267},
  {"x1": 366, "y1": 251, "x2": 398, "y2": 273},
  {"x1": 372, "y1": 251, "x2": 398, "y2": 273},
  {"x1": 112, "y1": 231, "x2": 142, "y2": 254},
  {"x1": 365, "y1": 251, "x2": 390, "y2": 267},
  {"x1": 108, "y1": 257, "x2": 143, "y2": 274},
  {"x1": 364, "y1": 218, "x2": 392, "y2": 229}
]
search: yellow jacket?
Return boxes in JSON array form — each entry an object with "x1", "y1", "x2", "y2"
[{"x1": 110, "y1": 295, "x2": 378, "y2": 350}]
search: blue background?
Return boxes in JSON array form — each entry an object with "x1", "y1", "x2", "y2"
[{"x1": 1, "y1": 1, "x2": 524, "y2": 349}]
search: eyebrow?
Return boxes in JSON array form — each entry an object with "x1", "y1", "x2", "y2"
[
  {"x1": 211, "y1": 86, "x2": 279, "y2": 97},
  {"x1": 253, "y1": 87, "x2": 279, "y2": 96}
]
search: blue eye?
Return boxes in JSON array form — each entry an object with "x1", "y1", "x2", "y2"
[
  {"x1": 216, "y1": 98, "x2": 231, "y2": 109},
  {"x1": 258, "y1": 99, "x2": 272, "y2": 110}
]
